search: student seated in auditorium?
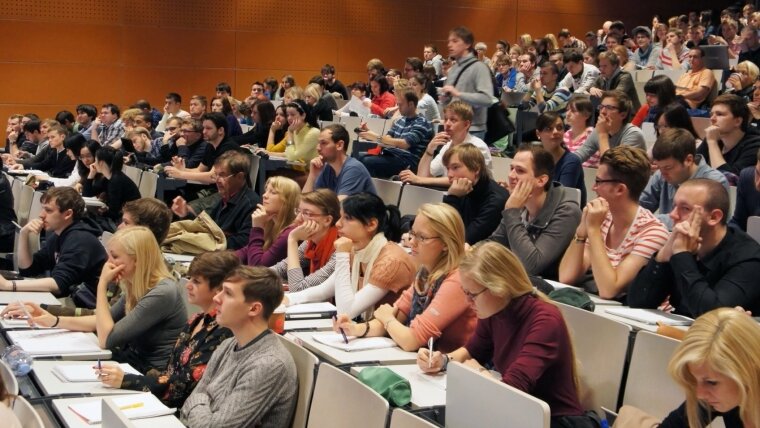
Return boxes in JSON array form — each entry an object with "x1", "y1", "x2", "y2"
[
  {"x1": 180, "y1": 266, "x2": 297, "y2": 428},
  {"x1": 172, "y1": 118, "x2": 208, "y2": 169},
  {"x1": 654, "y1": 28, "x2": 690, "y2": 71},
  {"x1": 11, "y1": 124, "x2": 75, "y2": 178},
  {"x1": 729, "y1": 149, "x2": 760, "y2": 231},
  {"x1": 91, "y1": 103, "x2": 125, "y2": 147},
  {"x1": 164, "y1": 112, "x2": 241, "y2": 186},
  {"x1": 44, "y1": 197, "x2": 173, "y2": 317},
  {"x1": 236, "y1": 176, "x2": 300, "y2": 266},
  {"x1": 97, "y1": 251, "x2": 238, "y2": 409},
  {"x1": 3, "y1": 119, "x2": 45, "y2": 168},
  {"x1": 302, "y1": 124, "x2": 376, "y2": 200},
  {"x1": 418, "y1": 242, "x2": 600, "y2": 427},
  {"x1": 525, "y1": 61, "x2": 572, "y2": 114},
  {"x1": 270, "y1": 189, "x2": 340, "y2": 292},
  {"x1": 559, "y1": 51, "x2": 600, "y2": 95},
  {"x1": 356, "y1": 88, "x2": 434, "y2": 179},
  {"x1": 285, "y1": 192, "x2": 415, "y2": 318},
  {"x1": 630, "y1": 179, "x2": 760, "y2": 318},
  {"x1": 267, "y1": 100, "x2": 320, "y2": 186},
  {"x1": 209, "y1": 96, "x2": 242, "y2": 138},
  {"x1": 589, "y1": 51, "x2": 641, "y2": 112},
  {"x1": 0, "y1": 173, "x2": 16, "y2": 256},
  {"x1": 172, "y1": 150, "x2": 260, "y2": 250},
  {"x1": 0, "y1": 188, "x2": 106, "y2": 305},
  {"x1": 572, "y1": 91, "x2": 646, "y2": 164},
  {"x1": 399, "y1": 101, "x2": 491, "y2": 188},
  {"x1": 334, "y1": 203, "x2": 477, "y2": 353},
  {"x1": 3, "y1": 226, "x2": 187, "y2": 373},
  {"x1": 640, "y1": 129, "x2": 727, "y2": 230},
  {"x1": 83, "y1": 146, "x2": 141, "y2": 232},
  {"x1": 488, "y1": 145, "x2": 582, "y2": 280},
  {"x1": 534, "y1": 113, "x2": 586, "y2": 206},
  {"x1": 630, "y1": 75, "x2": 678, "y2": 128},
  {"x1": 698, "y1": 94, "x2": 760, "y2": 177},
  {"x1": 559, "y1": 146, "x2": 669, "y2": 300},
  {"x1": 674, "y1": 47, "x2": 716, "y2": 112},
  {"x1": 233, "y1": 99, "x2": 274, "y2": 149},
  {"x1": 564, "y1": 97, "x2": 599, "y2": 168},
  {"x1": 441, "y1": 143, "x2": 507, "y2": 244}
]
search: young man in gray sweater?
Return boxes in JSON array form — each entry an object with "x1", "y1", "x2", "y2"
[{"x1": 181, "y1": 266, "x2": 297, "y2": 428}]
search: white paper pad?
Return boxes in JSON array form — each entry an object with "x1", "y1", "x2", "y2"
[
  {"x1": 312, "y1": 333, "x2": 397, "y2": 352},
  {"x1": 604, "y1": 308, "x2": 693, "y2": 326},
  {"x1": 67, "y1": 393, "x2": 175, "y2": 424},
  {"x1": 53, "y1": 363, "x2": 141, "y2": 383},
  {"x1": 7, "y1": 330, "x2": 103, "y2": 355}
]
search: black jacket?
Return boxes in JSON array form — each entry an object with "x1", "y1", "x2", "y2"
[
  {"x1": 83, "y1": 172, "x2": 141, "y2": 222},
  {"x1": 19, "y1": 217, "x2": 107, "y2": 297},
  {"x1": 30, "y1": 147, "x2": 75, "y2": 178},
  {"x1": 443, "y1": 177, "x2": 508, "y2": 245},
  {"x1": 697, "y1": 127, "x2": 760, "y2": 175}
]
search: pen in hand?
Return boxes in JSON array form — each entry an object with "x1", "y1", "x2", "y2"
[
  {"x1": 17, "y1": 300, "x2": 36, "y2": 328},
  {"x1": 334, "y1": 315, "x2": 349, "y2": 344},
  {"x1": 428, "y1": 337, "x2": 434, "y2": 369}
]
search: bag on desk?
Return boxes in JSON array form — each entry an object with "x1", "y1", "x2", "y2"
[
  {"x1": 161, "y1": 211, "x2": 227, "y2": 255},
  {"x1": 358, "y1": 367, "x2": 411, "y2": 407},
  {"x1": 549, "y1": 288, "x2": 595, "y2": 312}
]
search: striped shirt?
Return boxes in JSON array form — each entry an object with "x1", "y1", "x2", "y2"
[
  {"x1": 591, "y1": 207, "x2": 669, "y2": 269},
  {"x1": 270, "y1": 241, "x2": 337, "y2": 292},
  {"x1": 564, "y1": 128, "x2": 599, "y2": 168},
  {"x1": 655, "y1": 45, "x2": 690, "y2": 71}
]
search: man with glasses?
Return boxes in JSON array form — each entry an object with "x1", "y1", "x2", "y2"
[
  {"x1": 488, "y1": 144, "x2": 581, "y2": 280},
  {"x1": 91, "y1": 103, "x2": 125, "y2": 147},
  {"x1": 171, "y1": 150, "x2": 258, "y2": 250},
  {"x1": 560, "y1": 146, "x2": 669, "y2": 300},
  {"x1": 630, "y1": 178, "x2": 760, "y2": 318},
  {"x1": 631, "y1": 26, "x2": 660, "y2": 69},
  {"x1": 174, "y1": 119, "x2": 208, "y2": 169},
  {"x1": 640, "y1": 128, "x2": 727, "y2": 230},
  {"x1": 729, "y1": 147, "x2": 760, "y2": 231},
  {"x1": 303, "y1": 124, "x2": 375, "y2": 200},
  {"x1": 572, "y1": 90, "x2": 645, "y2": 163}
]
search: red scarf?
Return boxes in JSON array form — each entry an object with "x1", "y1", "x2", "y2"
[{"x1": 304, "y1": 226, "x2": 339, "y2": 274}]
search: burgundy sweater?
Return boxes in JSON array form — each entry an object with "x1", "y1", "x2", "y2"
[
  {"x1": 465, "y1": 293, "x2": 584, "y2": 417},
  {"x1": 236, "y1": 224, "x2": 297, "y2": 267}
]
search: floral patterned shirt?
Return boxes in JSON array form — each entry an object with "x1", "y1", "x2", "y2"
[{"x1": 121, "y1": 309, "x2": 232, "y2": 409}]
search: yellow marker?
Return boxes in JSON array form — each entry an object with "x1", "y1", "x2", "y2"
[{"x1": 119, "y1": 402, "x2": 144, "y2": 411}]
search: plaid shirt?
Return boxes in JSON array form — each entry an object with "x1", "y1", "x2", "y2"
[{"x1": 98, "y1": 119, "x2": 125, "y2": 146}]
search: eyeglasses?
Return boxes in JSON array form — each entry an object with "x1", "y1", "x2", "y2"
[
  {"x1": 211, "y1": 172, "x2": 238, "y2": 181},
  {"x1": 408, "y1": 230, "x2": 441, "y2": 244},
  {"x1": 597, "y1": 104, "x2": 621, "y2": 112},
  {"x1": 462, "y1": 286, "x2": 488, "y2": 300},
  {"x1": 594, "y1": 178, "x2": 623, "y2": 185},
  {"x1": 294, "y1": 208, "x2": 326, "y2": 218},
  {"x1": 180, "y1": 129, "x2": 200, "y2": 134}
]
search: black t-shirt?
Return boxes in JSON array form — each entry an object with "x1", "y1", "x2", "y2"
[{"x1": 201, "y1": 138, "x2": 240, "y2": 170}]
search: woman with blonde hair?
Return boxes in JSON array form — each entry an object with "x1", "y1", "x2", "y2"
[
  {"x1": 335, "y1": 203, "x2": 477, "y2": 352},
  {"x1": 271, "y1": 189, "x2": 341, "y2": 291},
  {"x1": 417, "y1": 241, "x2": 596, "y2": 425},
  {"x1": 3, "y1": 226, "x2": 187, "y2": 373},
  {"x1": 724, "y1": 60, "x2": 759, "y2": 99},
  {"x1": 658, "y1": 307, "x2": 760, "y2": 427},
  {"x1": 518, "y1": 33, "x2": 533, "y2": 51},
  {"x1": 286, "y1": 193, "x2": 414, "y2": 317},
  {"x1": 282, "y1": 86, "x2": 304, "y2": 104},
  {"x1": 237, "y1": 176, "x2": 301, "y2": 267},
  {"x1": 304, "y1": 83, "x2": 333, "y2": 121},
  {"x1": 612, "y1": 45, "x2": 637, "y2": 73}
]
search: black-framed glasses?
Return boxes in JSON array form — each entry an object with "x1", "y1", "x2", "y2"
[
  {"x1": 462, "y1": 286, "x2": 488, "y2": 300},
  {"x1": 594, "y1": 178, "x2": 623, "y2": 185},
  {"x1": 408, "y1": 230, "x2": 441, "y2": 244},
  {"x1": 597, "y1": 104, "x2": 621, "y2": 112}
]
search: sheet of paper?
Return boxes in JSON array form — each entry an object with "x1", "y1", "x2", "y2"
[
  {"x1": 346, "y1": 95, "x2": 370, "y2": 117},
  {"x1": 286, "y1": 302, "x2": 337, "y2": 314},
  {"x1": 68, "y1": 393, "x2": 175, "y2": 424},
  {"x1": 604, "y1": 308, "x2": 693, "y2": 326},
  {"x1": 7, "y1": 330, "x2": 103, "y2": 355},
  {"x1": 312, "y1": 333, "x2": 397, "y2": 352},
  {"x1": 53, "y1": 363, "x2": 141, "y2": 383}
]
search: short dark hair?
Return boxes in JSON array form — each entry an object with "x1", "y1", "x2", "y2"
[
  {"x1": 602, "y1": 90, "x2": 632, "y2": 119},
  {"x1": 654, "y1": 103, "x2": 700, "y2": 139},
  {"x1": 76, "y1": 104, "x2": 97, "y2": 120},
  {"x1": 681, "y1": 179, "x2": 730, "y2": 225},
  {"x1": 424, "y1": 44, "x2": 438, "y2": 53},
  {"x1": 323, "y1": 124, "x2": 350, "y2": 151},
  {"x1": 102, "y1": 103, "x2": 120, "y2": 117},
  {"x1": 643, "y1": 75, "x2": 677, "y2": 108},
  {"x1": 191, "y1": 94, "x2": 208, "y2": 107},
  {"x1": 55, "y1": 110, "x2": 75, "y2": 126},
  {"x1": 226, "y1": 266, "x2": 283, "y2": 319},
  {"x1": 372, "y1": 75, "x2": 390, "y2": 93},
  {"x1": 712, "y1": 94, "x2": 750, "y2": 132},
  {"x1": 397, "y1": 89, "x2": 419, "y2": 107},
  {"x1": 565, "y1": 51, "x2": 584, "y2": 63},
  {"x1": 202, "y1": 112, "x2": 227, "y2": 135},
  {"x1": 652, "y1": 128, "x2": 697, "y2": 163},
  {"x1": 166, "y1": 92, "x2": 182, "y2": 103},
  {"x1": 406, "y1": 57, "x2": 424, "y2": 72},
  {"x1": 135, "y1": 112, "x2": 153, "y2": 128},
  {"x1": 122, "y1": 198, "x2": 173, "y2": 243},
  {"x1": 610, "y1": 20, "x2": 626, "y2": 32},
  {"x1": 132, "y1": 100, "x2": 151, "y2": 110},
  {"x1": 41, "y1": 187, "x2": 85, "y2": 221},
  {"x1": 23, "y1": 120, "x2": 41, "y2": 133},
  {"x1": 188, "y1": 250, "x2": 241, "y2": 290},
  {"x1": 449, "y1": 26, "x2": 475, "y2": 48},
  {"x1": 516, "y1": 143, "x2": 555, "y2": 191},
  {"x1": 539, "y1": 61, "x2": 559, "y2": 76},
  {"x1": 599, "y1": 146, "x2": 651, "y2": 200},
  {"x1": 215, "y1": 82, "x2": 232, "y2": 94},
  {"x1": 321, "y1": 64, "x2": 336, "y2": 75}
]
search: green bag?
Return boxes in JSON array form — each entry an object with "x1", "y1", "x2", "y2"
[
  {"x1": 357, "y1": 367, "x2": 412, "y2": 407},
  {"x1": 549, "y1": 287, "x2": 596, "y2": 312}
]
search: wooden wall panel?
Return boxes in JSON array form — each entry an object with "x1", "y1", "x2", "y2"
[{"x1": 0, "y1": 0, "x2": 737, "y2": 126}]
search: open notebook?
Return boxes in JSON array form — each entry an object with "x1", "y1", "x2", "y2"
[
  {"x1": 312, "y1": 333, "x2": 397, "y2": 352},
  {"x1": 604, "y1": 308, "x2": 694, "y2": 326},
  {"x1": 68, "y1": 393, "x2": 175, "y2": 424},
  {"x1": 7, "y1": 330, "x2": 103, "y2": 356},
  {"x1": 53, "y1": 363, "x2": 141, "y2": 383}
]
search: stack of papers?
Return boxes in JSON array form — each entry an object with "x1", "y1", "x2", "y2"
[
  {"x1": 312, "y1": 333, "x2": 397, "y2": 352},
  {"x1": 7, "y1": 330, "x2": 103, "y2": 356},
  {"x1": 285, "y1": 302, "x2": 337, "y2": 319},
  {"x1": 53, "y1": 363, "x2": 141, "y2": 383},
  {"x1": 604, "y1": 308, "x2": 694, "y2": 326},
  {"x1": 68, "y1": 393, "x2": 175, "y2": 424}
]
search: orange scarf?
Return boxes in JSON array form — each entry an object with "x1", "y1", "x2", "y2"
[{"x1": 304, "y1": 226, "x2": 339, "y2": 274}]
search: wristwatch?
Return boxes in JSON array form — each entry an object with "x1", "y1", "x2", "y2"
[{"x1": 441, "y1": 354, "x2": 450, "y2": 372}]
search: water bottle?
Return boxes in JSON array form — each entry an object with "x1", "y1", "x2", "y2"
[{"x1": 2, "y1": 345, "x2": 33, "y2": 376}]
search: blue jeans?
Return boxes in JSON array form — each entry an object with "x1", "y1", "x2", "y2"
[{"x1": 355, "y1": 153, "x2": 414, "y2": 178}]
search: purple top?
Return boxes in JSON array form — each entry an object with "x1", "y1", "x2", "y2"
[
  {"x1": 465, "y1": 293, "x2": 584, "y2": 417},
  {"x1": 236, "y1": 224, "x2": 297, "y2": 267}
]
